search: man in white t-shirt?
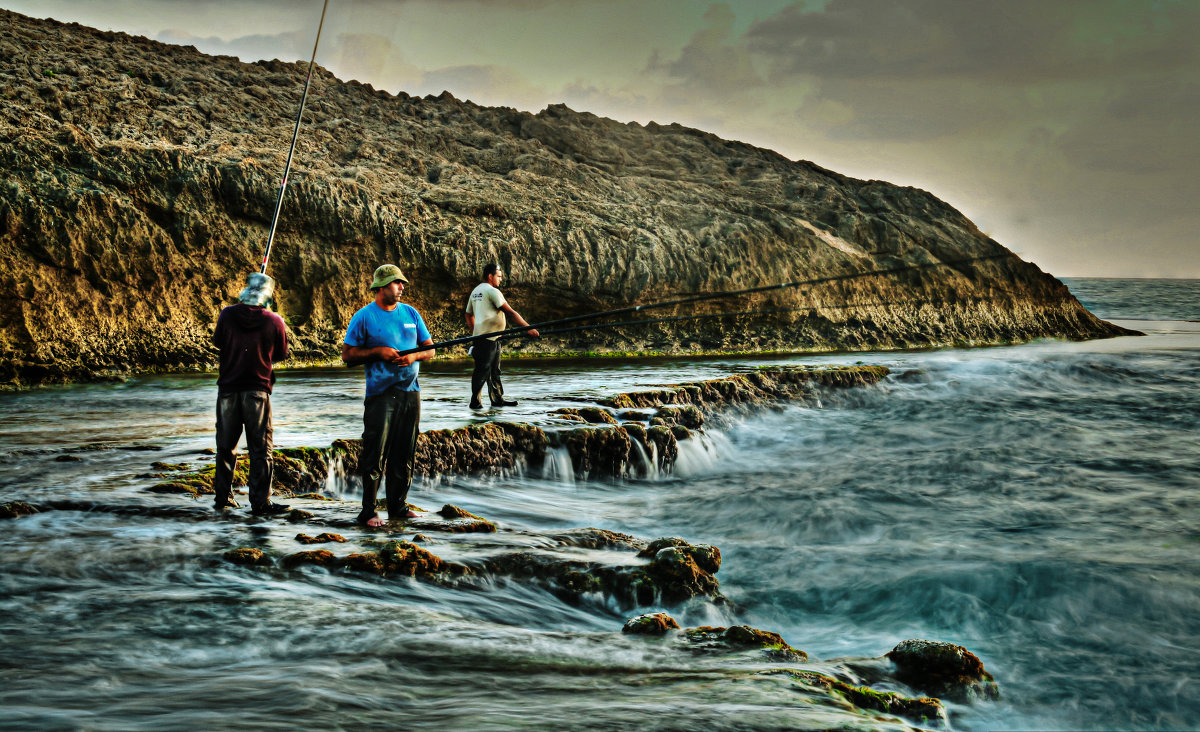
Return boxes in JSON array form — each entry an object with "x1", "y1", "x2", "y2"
[{"x1": 464, "y1": 263, "x2": 539, "y2": 409}]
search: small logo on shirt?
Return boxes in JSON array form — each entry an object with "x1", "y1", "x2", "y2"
[{"x1": 403, "y1": 323, "x2": 416, "y2": 328}]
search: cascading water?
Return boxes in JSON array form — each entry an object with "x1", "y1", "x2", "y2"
[{"x1": 539, "y1": 446, "x2": 575, "y2": 484}]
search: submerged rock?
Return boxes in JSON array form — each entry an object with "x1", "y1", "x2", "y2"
[
  {"x1": 479, "y1": 536, "x2": 723, "y2": 608},
  {"x1": 150, "y1": 462, "x2": 190, "y2": 471},
  {"x1": 548, "y1": 528, "x2": 645, "y2": 551},
  {"x1": 779, "y1": 670, "x2": 946, "y2": 727},
  {"x1": 684, "y1": 625, "x2": 807, "y2": 662},
  {"x1": 434, "y1": 504, "x2": 497, "y2": 532},
  {"x1": 295, "y1": 532, "x2": 347, "y2": 544},
  {"x1": 374, "y1": 540, "x2": 467, "y2": 577},
  {"x1": 281, "y1": 549, "x2": 337, "y2": 569},
  {"x1": 223, "y1": 547, "x2": 270, "y2": 566},
  {"x1": 0, "y1": 501, "x2": 39, "y2": 519}
]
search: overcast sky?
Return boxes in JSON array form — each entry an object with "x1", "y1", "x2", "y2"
[{"x1": 7, "y1": 0, "x2": 1198, "y2": 278}]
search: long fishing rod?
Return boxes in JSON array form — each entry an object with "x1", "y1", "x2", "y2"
[
  {"x1": 392, "y1": 252, "x2": 1014, "y2": 357},
  {"x1": 494, "y1": 293, "x2": 1035, "y2": 342},
  {"x1": 259, "y1": 0, "x2": 330, "y2": 274}
]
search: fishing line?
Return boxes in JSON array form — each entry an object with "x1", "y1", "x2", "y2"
[
  {"x1": 392, "y1": 252, "x2": 1017, "y2": 356},
  {"x1": 259, "y1": 0, "x2": 330, "y2": 274}
]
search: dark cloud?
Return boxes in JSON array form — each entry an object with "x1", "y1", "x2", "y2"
[
  {"x1": 646, "y1": 4, "x2": 763, "y2": 100},
  {"x1": 746, "y1": 0, "x2": 1200, "y2": 83}
]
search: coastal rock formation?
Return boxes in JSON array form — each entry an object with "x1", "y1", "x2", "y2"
[
  {"x1": 142, "y1": 365, "x2": 886, "y2": 495},
  {"x1": 0, "y1": 10, "x2": 1133, "y2": 385},
  {"x1": 616, "y1": 614, "x2": 962, "y2": 726}
]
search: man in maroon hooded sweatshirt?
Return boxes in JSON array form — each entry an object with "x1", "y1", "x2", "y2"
[{"x1": 212, "y1": 272, "x2": 289, "y2": 515}]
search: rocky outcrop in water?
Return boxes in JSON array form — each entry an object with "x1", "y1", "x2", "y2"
[
  {"x1": 616, "y1": 613, "x2": 974, "y2": 727},
  {"x1": 0, "y1": 10, "x2": 1133, "y2": 385},
  {"x1": 885, "y1": 638, "x2": 999, "y2": 703},
  {"x1": 141, "y1": 365, "x2": 887, "y2": 497}
]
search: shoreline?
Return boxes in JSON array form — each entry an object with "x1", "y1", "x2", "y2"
[{"x1": 0, "y1": 325, "x2": 1145, "y2": 391}]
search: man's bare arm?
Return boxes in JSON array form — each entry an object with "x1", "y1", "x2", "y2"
[
  {"x1": 342, "y1": 343, "x2": 398, "y2": 366},
  {"x1": 342, "y1": 340, "x2": 435, "y2": 366},
  {"x1": 499, "y1": 303, "x2": 540, "y2": 337},
  {"x1": 400, "y1": 339, "x2": 436, "y2": 366}
]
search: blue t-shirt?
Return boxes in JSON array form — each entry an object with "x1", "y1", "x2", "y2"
[{"x1": 343, "y1": 302, "x2": 432, "y2": 397}]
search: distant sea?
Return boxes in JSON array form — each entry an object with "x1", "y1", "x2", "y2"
[{"x1": 0, "y1": 277, "x2": 1196, "y2": 731}]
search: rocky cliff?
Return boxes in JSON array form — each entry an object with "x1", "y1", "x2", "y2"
[{"x1": 0, "y1": 10, "x2": 1130, "y2": 384}]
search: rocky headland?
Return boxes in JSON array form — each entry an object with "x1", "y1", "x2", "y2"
[{"x1": 0, "y1": 9, "x2": 1132, "y2": 386}]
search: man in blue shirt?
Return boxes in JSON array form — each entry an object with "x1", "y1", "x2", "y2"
[{"x1": 342, "y1": 264, "x2": 435, "y2": 528}]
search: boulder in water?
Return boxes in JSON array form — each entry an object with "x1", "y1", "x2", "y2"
[{"x1": 886, "y1": 638, "x2": 999, "y2": 702}]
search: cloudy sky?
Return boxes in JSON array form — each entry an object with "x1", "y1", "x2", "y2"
[{"x1": 7, "y1": 0, "x2": 1198, "y2": 278}]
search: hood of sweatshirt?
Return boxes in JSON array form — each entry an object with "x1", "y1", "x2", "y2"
[{"x1": 231, "y1": 303, "x2": 273, "y2": 330}]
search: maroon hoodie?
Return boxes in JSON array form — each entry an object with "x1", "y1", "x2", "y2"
[{"x1": 213, "y1": 304, "x2": 289, "y2": 394}]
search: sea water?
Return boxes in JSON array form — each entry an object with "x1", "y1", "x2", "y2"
[{"x1": 0, "y1": 278, "x2": 1196, "y2": 730}]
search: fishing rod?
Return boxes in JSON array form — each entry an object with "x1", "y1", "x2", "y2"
[
  {"x1": 496, "y1": 291, "x2": 1045, "y2": 343},
  {"x1": 259, "y1": 0, "x2": 330, "y2": 274},
  {"x1": 392, "y1": 252, "x2": 1014, "y2": 357},
  {"x1": 492, "y1": 293, "x2": 1032, "y2": 343}
]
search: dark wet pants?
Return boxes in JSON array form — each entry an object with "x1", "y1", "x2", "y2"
[
  {"x1": 215, "y1": 390, "x2": 274, "y2": 510},
  {"x1": 470, "y1": 339, "x2": 504, "y2": 404},
  {"x1": 358, "y1": 387, "x2": 421, "y2": 523}
]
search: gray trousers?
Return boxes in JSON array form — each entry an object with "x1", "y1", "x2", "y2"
[
  {"x1": 215, "y1": 390, "x2": 274, "y2": 509},
  {"x1": 358, "y1": 387, "x2": 421, "y2": 522},
  {"x1": 470, "y1": 339, "x2": 504, "y2": 404}
]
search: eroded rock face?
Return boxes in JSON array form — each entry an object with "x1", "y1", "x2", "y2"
[{"x1": 0, "y1": 11, "x2": 1131, "y2": 385}]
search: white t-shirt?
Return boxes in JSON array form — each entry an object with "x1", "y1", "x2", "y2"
[{"x1": 466, "y1": 282, "x2": 507, "y2": 340}]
